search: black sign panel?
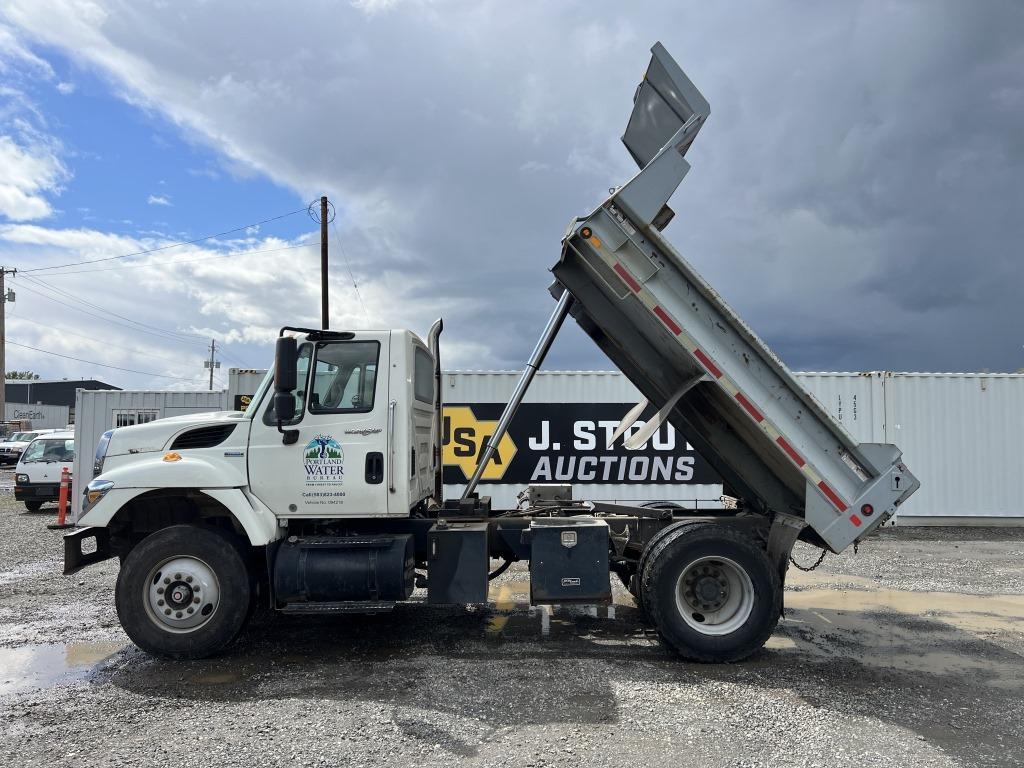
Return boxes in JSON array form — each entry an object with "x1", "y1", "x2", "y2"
[{"x1": 441, "y1": 402, "x2": 720, "y2": 486}]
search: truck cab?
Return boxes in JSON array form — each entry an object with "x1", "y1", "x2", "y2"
[{"x1": 81, "y1": 327, "x2": 439, "y2": 534}]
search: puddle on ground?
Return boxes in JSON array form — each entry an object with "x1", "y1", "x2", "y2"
[
  {"x1": 483, "y1": 573, "x2": 1024, "y2": 686},
  {"x1": 779, "y1": 573, "x2": 1024, "y2": 686},
  {"x1": 191, "y1": 671, "x2": 244, "y2": 684},
  {"x1": 485, "y1": 579, "x2": 633, "y2": 642},
  {"x1": 0, "y1": 641, "x2": 125, "y2": 696}
]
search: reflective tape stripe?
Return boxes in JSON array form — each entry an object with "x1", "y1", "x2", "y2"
[
  {"x1": 613, "y1": 262, "x2": 642, "y2": 293},
  {"x1": 775, "y1": 436, "x2": 805, "y2": 468},
  {"x1": 734, "y1": 392, "x2": 764, "y2": 423},
  {"x1": 849, "y1": 514, "x2": 863, "y2": 527},
  {"x1": 693, "y1": 348, "x2": 722, "y2": 379},
  {"x1": 817, "y1": 481, "x2": 848, "y2": 512},
  {"x1": 653, "y1": 306, "x2": 681, "y2": 335}
]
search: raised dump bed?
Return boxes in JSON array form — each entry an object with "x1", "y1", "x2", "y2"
[{"x1": 552, "y1": 43, "x2": 918, "y2": 553}]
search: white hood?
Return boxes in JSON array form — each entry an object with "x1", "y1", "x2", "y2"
[{"x1": 106, "y1": 411, "x2": 248, "y2": 457}]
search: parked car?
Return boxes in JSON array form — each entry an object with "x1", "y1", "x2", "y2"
[
  {"x1": 0, "y1": 429, "x2": 59, "y2": 465},
  {"x1": 14, "y1": 431, "x2": 75, "y2": 512}
]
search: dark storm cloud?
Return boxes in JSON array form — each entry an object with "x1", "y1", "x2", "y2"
[{"x1": 4, "y1": 0, "x2": 1023, "y2": 373}]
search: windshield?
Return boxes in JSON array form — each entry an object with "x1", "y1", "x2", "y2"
[
  {"x1": 20, "y1": 432, "x2": 39, "y2": 442},
  {"x1": 246, "y1": 368, "x2": 274, "y2": 420},
  {"x1": 22, "y1": 438, "x2": 74, "y2": 463},
  {"x1": 3, "y1": 432, "x2": 24, "y2": 442}
]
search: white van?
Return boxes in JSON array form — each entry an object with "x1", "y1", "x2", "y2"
[
  {"x1": 1, "y1": 429, "x2": 60, "y2": 465},
  {"x1": 14, "y1": 430, "x2": 75, "y2": 512}
]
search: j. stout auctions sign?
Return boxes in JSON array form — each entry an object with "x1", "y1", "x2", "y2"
[{"x1": 442, "y1": 403, "x2": 720, "y2": 486}]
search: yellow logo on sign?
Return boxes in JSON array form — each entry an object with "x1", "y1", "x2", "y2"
[{"x1": 442, "y1": 406, "x2": 518, "y2": 481}]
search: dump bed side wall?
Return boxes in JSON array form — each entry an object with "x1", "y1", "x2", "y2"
[{"x1": 554, "y1": 207, "x2": 916, "y2": 552}]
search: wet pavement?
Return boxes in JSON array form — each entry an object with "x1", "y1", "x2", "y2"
[{"x1": 0, "y1": 489, "x2": 1022, "y2": 767}]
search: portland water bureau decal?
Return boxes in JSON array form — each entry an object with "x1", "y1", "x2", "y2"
[{"x1": 303, "y1": 434, "x2": 345, "y2": 485}]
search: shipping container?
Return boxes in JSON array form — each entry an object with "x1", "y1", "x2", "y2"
[
  {"x1": 227, "y1": 368, "x2": 268, "y2": 413},
  {"x1": 882, "y1": 373, "x2": 1024, "y2": 524}
]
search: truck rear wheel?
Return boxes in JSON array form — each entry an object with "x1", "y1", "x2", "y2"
[
  {"x1": 640, "y1": 522, "x2": 780, "y2": 662},
  {"x1": 115, "y1": 524, "x2": 251, "y2": 659},
  {"x1": 25, "y1": 500, "x2": 44, "y2": 512}
]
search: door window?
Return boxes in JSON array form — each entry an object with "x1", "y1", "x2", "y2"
[
  {"x1": 262, "y1": 343, "x2": 312, "y2": 426},
  {"x1": 309, "y1": 341, "x2": 380, "y2": 413}
]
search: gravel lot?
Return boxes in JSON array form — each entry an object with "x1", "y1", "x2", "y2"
[{"x1": 1, "y1": 476, "x2": 1022, "y2": 768}]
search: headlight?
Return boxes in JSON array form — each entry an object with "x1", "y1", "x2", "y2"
[
  {"x1": 15, "y1": 473, "x2": 28, "y2": 484},
  {"x1": 94, "y1": 430, "x2": 114, "y2": 475},
  {"x1": 83, "y1": 479, "x2": 115, "y2": 512}
]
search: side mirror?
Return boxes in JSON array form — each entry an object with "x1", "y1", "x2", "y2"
[
  {"x1": 274, "y1": 336, "x2": 298, "y2": 392},
  {"x1": 274, "y1": 391, "x2": 296, "y2": 422}
]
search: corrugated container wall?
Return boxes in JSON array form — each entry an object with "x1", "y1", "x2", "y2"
[
  {"x1": 72, "y1": 389, "x2": 227, "y2": 518},
  {"x1": 882, "y1": 373, "x2": 1024, "y2": 524}
]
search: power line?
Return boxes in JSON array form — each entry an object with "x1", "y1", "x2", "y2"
[
  {"x1": 11, "y1": 280, "x2": 208, "y2": 349},
  {"x1": 330, "y1": 220, "x2": 370, "y2": 322},
  {"x1": 20, "y1": 207, "x2": 309, "y2": 273},
  {"x1": 7, "y1": 340, "x2": 203, "y2": 382},
  {"x1": 9, "y1": 315, "x2": 188, "y2": 364},
  {"x1": 18, "y1": 273, "x2": 207, "y2": 343},
  {"x1": 33, "y1": 241, "x2": 318, "y2": 277}
]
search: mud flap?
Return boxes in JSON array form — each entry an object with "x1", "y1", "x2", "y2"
[{"x1": 63, "y1": 527, "x2": 113, "y2": 575}]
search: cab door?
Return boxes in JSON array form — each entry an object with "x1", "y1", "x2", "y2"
[{"x1": 247, "y1": 333, "x2": 392, "y2": 518}]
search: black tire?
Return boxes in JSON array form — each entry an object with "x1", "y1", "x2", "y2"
[
  {"x1": 631, "y1": 519, "x2": 705, "y2": 618},
  {"x1": 641, "y1": 522, "x2": 780, "y2": 663},
  {"x1": 25, "y1": 500, "x2": 44, "y2": 512},
  {"x1": 115, "y1": 524, "x2": 251, "y2": 659}
]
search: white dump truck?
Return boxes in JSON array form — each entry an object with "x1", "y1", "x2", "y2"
[{"x1": 65, "y1": 43, "x2": 919, "y2": 662}]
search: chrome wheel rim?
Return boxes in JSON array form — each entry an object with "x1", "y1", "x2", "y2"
[
  {"x1": 144, "y1": 556, "x2": 221, "y2": 633},
  {"x1": 675, "y1": 556, "x2": 754, "y2": 636}
]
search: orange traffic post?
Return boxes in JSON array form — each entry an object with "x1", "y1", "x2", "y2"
[{"x1": 47, "y1": 467, "x2": 74, "y2": 530}]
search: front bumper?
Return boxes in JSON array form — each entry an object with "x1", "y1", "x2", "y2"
[
  {"x1": 0, "y1": 451, "x2": 22, "y2": 464},
  {"x1": 15, "y1": 482, "x2": 59, "y2": 502},
  {"x1": 63, "y1": 527, "x2": 114, "y2": 575}
]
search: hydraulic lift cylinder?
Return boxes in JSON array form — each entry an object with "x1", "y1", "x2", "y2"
[{"x1": 461, "y1": 291, "x2": 573, "y2": 500}]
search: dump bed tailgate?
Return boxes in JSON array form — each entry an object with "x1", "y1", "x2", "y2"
[{"x1": 551, "y1": 43, "x2": 918, "y2": 552}]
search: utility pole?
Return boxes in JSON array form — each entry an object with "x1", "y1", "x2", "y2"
[
  {"x1": 0, "y1": 267, "x2": 16, "y2": 433},
  {"x1": 320, "y1": 196, "x2": 329, "y2": 329},
  {"x1": 204, "y1": 338, "x2": 220, "y2": 391}
]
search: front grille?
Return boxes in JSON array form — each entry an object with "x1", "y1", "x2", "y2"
[{"x1": 170, "y1": 424, "x2": 237, "y2": 450}]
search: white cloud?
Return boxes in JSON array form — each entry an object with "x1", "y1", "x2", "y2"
[
  {"x1": 56, "y1": 81, "x2": 74, "y2": 94},
  {"x1": 0, "y1": 23, "x2": 53, "y2": 78},
  {"x1": 146, "y1": 193, "x2": 171, "y2": 206},
  {"x1": 0, "y1": 133, "x2": 68, "y2": 220}
]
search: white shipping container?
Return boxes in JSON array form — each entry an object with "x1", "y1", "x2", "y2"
[
  {"x1": 72, "y1": 389, "x2": 227, "y2": 518},
  {"x1": 227, "y1": 368, "x2": 268, "y2": 413},
  {"x1": 881, "y1": 373, "x2": 1024, "y2": 524}
]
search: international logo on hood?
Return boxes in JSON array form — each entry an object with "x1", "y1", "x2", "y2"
[{"x1": 303, "y1": 434, "x2": 344, "y2": 485}]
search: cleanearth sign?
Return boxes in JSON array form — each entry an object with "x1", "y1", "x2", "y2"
[{"x1": 441, "y1": 403, "x2": 720, "y2": 486}]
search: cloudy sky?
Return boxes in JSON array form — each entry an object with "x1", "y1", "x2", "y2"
[{"x1": 0, "y1": 0, "x2": 1021, "y2": 389}]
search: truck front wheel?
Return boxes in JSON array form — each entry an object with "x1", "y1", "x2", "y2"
[
  {"x1": 640, "y1": 522, "x2": 780, "y2": 662},
  {"x1": 115, "y1": 524, "x2": 251, "y2": 659}
]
